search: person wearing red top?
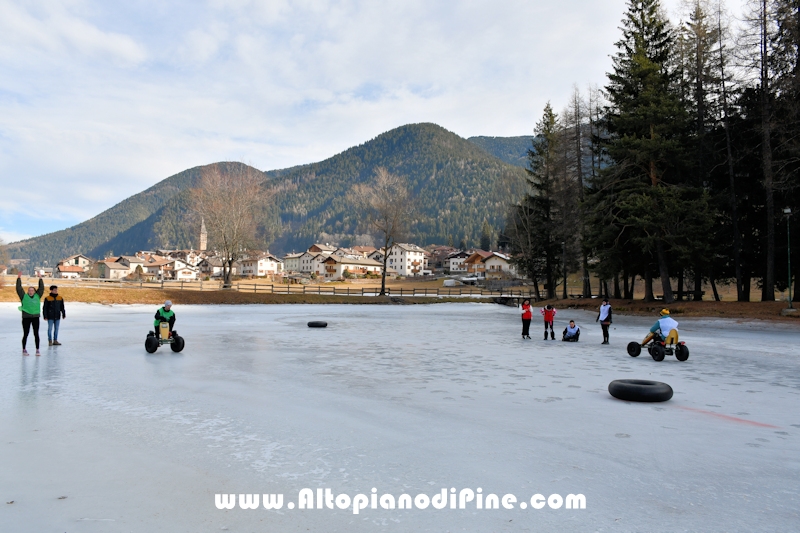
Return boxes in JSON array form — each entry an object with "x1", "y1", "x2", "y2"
[
  {"x1": 520, "y1": 299, "x2": 532, "y2": 339},
  {"x1": 540, "y1": 304, "x2": 557, "y2": 340}
]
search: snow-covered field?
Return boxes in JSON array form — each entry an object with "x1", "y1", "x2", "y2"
[{"x1": 1, "y1": 302, "x2": 798, "y2": 532}]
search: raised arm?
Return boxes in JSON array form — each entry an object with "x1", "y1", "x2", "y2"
[
  {"x1": 36, "y1": 278, "x2": 45, "y2": 297},
  {"x1": 16, "y1": 275, "x2": 24, "y2": 300}
]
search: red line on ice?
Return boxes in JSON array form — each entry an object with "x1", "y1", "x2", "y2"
[{"x1": 678, "y1": 406, "x2": 779, "y2": 428}]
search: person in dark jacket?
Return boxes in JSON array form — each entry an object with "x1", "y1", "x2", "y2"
[
  {"x1": 596, "y1": 298, "x2": 613, "y2": 344},
  {"x1": 154, "y1": 300, "x2": 176, "y2": 339},
  {"x1": 16, "y1": 273, "x2": 45, "y2": 356},
  {"x1": 43, "y1": 285, "x2": 66, "y2": 346}
]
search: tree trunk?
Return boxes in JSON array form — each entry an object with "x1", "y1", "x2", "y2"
[
  {"x1": 380, "y1": 246, "x2": 389, "y2": 296},
  {"x1": 644, "y1": 269, "x2": 654, "y2": 302},
  {"x1": 710, "y1": 275, "x2": 721, "y2": 301},
  {"x1": 718, "y1": 8, "x2": 744, "y2": 301},
  {"x1": 623, "y1": 270, "x2": 630, "y2": 300},
  {"x1": 628, "y1": 273, "x2": 637, "y2": 300},
  {"x1": 613, "y1": 273, "x2": 621, "y2": 299},
  {"x1": 693, "y1": 269, "x2": 703, "y2": 301},
  {"x1": 656, "y1": 240, "x2": 674, "y2": 303},
  {"x1": 760, "y1": 0, "x2": 776, "y2": 302},
  {"x1": 742, "y1": 271, "x2": 751, "y2": 302},
  {"x1": 677, "y1": 269, "x2": 684, "y2": 301},
  {"x1": 582, "y1": 256, "x2": 592, "y2": 298}
]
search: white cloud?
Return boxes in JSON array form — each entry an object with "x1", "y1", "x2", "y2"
[{"x1": 0, "y1": 0, "x2": 750, "y2": 241}]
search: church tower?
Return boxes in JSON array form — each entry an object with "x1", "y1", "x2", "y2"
[{"x1": 199, "y1": 218, "x2": 208, "y2": 251}]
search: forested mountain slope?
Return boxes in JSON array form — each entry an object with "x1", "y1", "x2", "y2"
[{"x1": 9, "y1": 125, "x2": 528, "y2": 264}]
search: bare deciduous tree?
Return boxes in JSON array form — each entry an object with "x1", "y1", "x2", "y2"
[
  {"x1": 192, "y1": 163, "x2": 270, "y2": 288},
  {"x1": 351, "y1": 167, "x2": 414, "y2": 296}
]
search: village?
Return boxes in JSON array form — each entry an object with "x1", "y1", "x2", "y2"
[{"x1": 3, "y1": 241, "x2": 517, "y2": 284}]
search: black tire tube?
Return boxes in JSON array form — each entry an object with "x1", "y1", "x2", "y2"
[
  {"x1": 608, "y1": 379, "x2": 673, "y2": 402},
  {"x1": 145, "y1": 336, "x2": 159, "y2": 353},
  {"x1": 171, "y1": 336, "x2": 185, "y2": 352},
  {"x1": 627, "y1": 342, "x2": 641, "y2": 357},
  {"x1": 675, "y1": 344, "x2": 689, "y2": 361},
  {"x1": 308, "y1": 321, "x2": 328, "y2": 328}
]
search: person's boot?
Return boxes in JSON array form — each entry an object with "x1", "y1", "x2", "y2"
[
  {"x1": 53, "y1": 340, "x2": 61, "y2": 346},
  {"x1": 550, "y1": 331, "x2": 555, "y2": 340},
  {"x1": 48, "y1": 340, "x2": 53, "y2": 346}
]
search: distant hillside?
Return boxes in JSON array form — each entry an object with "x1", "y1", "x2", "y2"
[
  {"x1": 6, "y1": 162, "x2": 253, "y2": 266},
  {"x1": 468, "y1": 135, "x2": 532, "y2": 168},
  {"x1": 9, "y1": 125, "x2": 528, "y2": 264}
]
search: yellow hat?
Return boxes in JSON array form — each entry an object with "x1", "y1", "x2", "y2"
[{"x1": 660, "y1": 309, "x2": 670, "y2": 316}]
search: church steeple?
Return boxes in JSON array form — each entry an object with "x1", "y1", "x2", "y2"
[{"x1": 199, "y1": 218, "x2": 207, "y2": 251}]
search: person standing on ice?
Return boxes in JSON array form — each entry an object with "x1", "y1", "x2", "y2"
[
  {"x1": 541, "y1": 304, "x2": 556, "y2": 340},
  {"x1": 154, "y1": 300, "x2": 176, "y2": 339},
  {"x1": 16, "y1": 272, "x2": 45, "y2": 356},
  {"x1": 642, "y1": 309, "x2": 679, "y2": 345},
  {"x1": 43, "y1": 285, "x2": 66, "y2": 346},
  {"x1": 596, "y1": 298, "x2": 612, "y2": 344},
  {"x1": 520, "y1": 299, "x2": 532, "y2": 339}
]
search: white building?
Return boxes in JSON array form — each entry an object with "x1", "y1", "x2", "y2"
[
  {"x1": 282, "y1": 253, "x2": 303, "y2": 273},
  {"x1": 445, "y1": 251, "x2": 470, "y2": 273},
  {"x1": 298, "y1": 252, "x2": 320, "y2": 273},
  {"x1": 386, "y1": 243, "x2": 426, "y2": 277},
  {"x1": 97, "y1": 261, "x2": 129, "y2": 279},
  {"x1": 482, "y1": 252, "x2": 517, "y2": 279},
  {"x1": 56, "y1": 265, "x2": 84, "y2": 279},
  {"x1": 322, "y1": 255, "x2": 386, "y2": 280},
  {"x1": 240, "y1": 253, "x2": 283, "y2": 277}
]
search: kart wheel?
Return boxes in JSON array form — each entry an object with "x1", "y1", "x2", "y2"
[
  {"x1": 608, "y1": 379, "x2": 673, "y2": 402},
  {"x1": 627, "y1": 342, "x2": 641, "y2": 357},
  {"x1": 651, "y1": 344, "x2": 665, "y2": 362},
  {"x1": 171, "y1": 336, "x2": 185, "y2": 352},
  {"x1": 675, "y1": 344, "x2": 689, "y2": 361},
  {"x1": 145, "y1": 336, "x2": 159, "y2": 353}
]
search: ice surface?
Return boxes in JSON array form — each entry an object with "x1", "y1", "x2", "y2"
[{"x1": 1, "y1": 302, "x2": 799, "y2": 532}]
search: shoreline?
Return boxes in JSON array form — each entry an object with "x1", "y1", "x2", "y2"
[{"x1": 2, "y1": 285, "x2": 799, "y2": 321}]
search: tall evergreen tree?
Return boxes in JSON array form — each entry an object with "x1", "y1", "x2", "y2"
[
  {"x1": 507, "y1": 103, "x2": 563, "y2": 299},
  {"x1": 601, "y1": 0, "x2": 690, "y2": 303}
]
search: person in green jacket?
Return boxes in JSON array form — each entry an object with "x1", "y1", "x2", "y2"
[
  {"x1": 154, "y1": 300, "x2": 176, "y2": 339},
  {"x1": 16, "y1": 273, "x2": 45, "y2": 356}
]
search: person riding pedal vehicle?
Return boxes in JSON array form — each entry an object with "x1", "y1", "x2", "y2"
[
  {"x1": 642, "y1": 309, "x2": 679, "y2": 346},
  {"x1": 154, "y1": 300, "x2": 176, "y2": 339}
]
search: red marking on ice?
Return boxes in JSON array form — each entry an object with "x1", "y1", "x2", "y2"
[{"x1": 678, "y1": 406, "x2": 779, "y2": 428}]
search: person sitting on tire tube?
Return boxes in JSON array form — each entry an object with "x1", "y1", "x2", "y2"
[
  {"x1": 541, "y1": 304, "x2": 556, "y2": 340},
  {"x1": 642, "y1": 309, "x2": 679, "y2": 345},
  {"x1": 562, "y1": 320, "x2": 580, "y2": 342},
  {"x1": 154, "y1": 300, "x2": 176, "y2": 339}
]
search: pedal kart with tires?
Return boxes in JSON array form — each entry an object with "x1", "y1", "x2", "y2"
[
  {"x1": 627, "y1": 335, "x2": 689, "y2": 362},
  {"x1": 145, "y1": 321, "x2": 185, "y2": 353}
]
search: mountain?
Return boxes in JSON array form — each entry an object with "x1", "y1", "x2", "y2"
[
  {"x1": 467, "y1": 135, "x2": 532, "y2": 168},
  {"x1": 8, "y1": 124, "x2": 528, "y2": 265}
]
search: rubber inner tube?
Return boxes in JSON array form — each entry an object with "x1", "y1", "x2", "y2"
[
  {"x1": 308, "y1": 321, "x2": 328, "y2": 328},
  {"x1": 608, "y1": 379, "x2": 673, "y2": 402}
]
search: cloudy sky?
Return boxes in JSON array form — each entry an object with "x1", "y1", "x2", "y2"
[{"x1": 0, "y1": 0, "x2": 743, "y2": 242}]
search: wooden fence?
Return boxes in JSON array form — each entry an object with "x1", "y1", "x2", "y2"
[{"x1": 6, "y1": 276, "x2": 543, "y2": 300}]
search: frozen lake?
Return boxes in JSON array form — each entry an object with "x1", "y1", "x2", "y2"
[{"x1": 1, "y1": 302, "x2": 799, "y2": 532}]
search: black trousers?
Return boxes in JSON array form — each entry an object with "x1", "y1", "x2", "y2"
[
  {"x1": 22, "y1": 317, "x2": 40, "y2": 350},
  {"x1": 544, "y1": 320, "x2": 554, "y2": 333},
  {"x1": 522, "y1": 318, "x2": 531, "y2": 336},
  {"x1": 601, "y1": 323, "x2": 610, "y2": 341}
]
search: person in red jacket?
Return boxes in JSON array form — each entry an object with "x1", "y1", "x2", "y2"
[
  {"x1": 520, "y1": 299, "x2": 532, "y2": 339},
  {"x1": 541, "y1": 304, "x2": 557, "y2": 340}
]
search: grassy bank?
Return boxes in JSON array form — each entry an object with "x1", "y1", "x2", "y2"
[
  {"x1": 0, "y1": 285, "x2": 486, "y2": 305},
  {"x1": 550, "y1": 298, "x2": 798, "y2": 321}
]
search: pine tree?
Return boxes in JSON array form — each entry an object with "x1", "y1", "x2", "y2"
[
  {"x1": 480, "y1": 220, "x2": 493, "y2": 250},
  {"x1": 602, "y1": 0, "x2": 691, "y2": 303},
  {"x1": 514, "y1": 103, "x2": 562, "y2": 299}
]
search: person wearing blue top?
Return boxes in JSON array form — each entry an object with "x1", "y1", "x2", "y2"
[
  {"x1": 562, "y1": 320, "x2": 580, "y2": 342},
  {"x1": 642, "y1": 309, "x2": 679, "y2": 345}
]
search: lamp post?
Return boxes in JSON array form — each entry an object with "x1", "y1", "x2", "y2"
[{"x1": 784, "y1": 207, "x2": 793, "y2": 309}]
